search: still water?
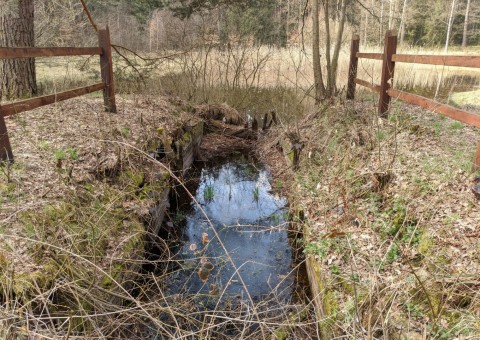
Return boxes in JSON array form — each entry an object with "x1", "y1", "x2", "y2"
[{"x1": 166, "y1": 156, "x2": 294, "y2": 305}]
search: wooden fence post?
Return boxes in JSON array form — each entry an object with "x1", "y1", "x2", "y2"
[
  {"x1": 0, "y1": 113, "x2": 13, "y2": 162},
  {"x1": 347, "y1": 34, "x2": 360, "y2": 100},
  {"x1": 98, "y1": 26, "x2": 117, "y2": 113},
  {"x1": 474, "y1": 142, "x2": 480, "y2": 171},
  {"x1": 378, "y1": 30, "x2": 397, "y2": 116}
]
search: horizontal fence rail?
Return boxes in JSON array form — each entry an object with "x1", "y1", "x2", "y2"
[
  {"x1": 0, "y1": 83, "x2": 105, "y2": 117},
  {"x1": 0, "y1": 47, "x2": 102, "y2": 59},
  {"x1": 356, "y1": 52, "x2": 383, "y2": 60},
  {"x1": 392, "y1": 54, "x2": 480, "y2": 68},
  {"x1": 347, "y1": 30, "x2": 480, "y2": 170},
  {"x1": 354, "y1": 78, "x2": 381, "y2": 93},
  {"x1": 0, "y1": 27, "x2": 116, "y2": 162}
]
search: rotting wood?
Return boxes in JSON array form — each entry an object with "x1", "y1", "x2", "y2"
[
  {"x1": 0, "y1": 83, "x2": 105, "y2": 117},
  {"x1": 305, "y1": 255, "x2": 334, "y2": 339},
  {"x1": 392, "y1": 54, "x2": 480, "y2": 68},
  {"x1": 207, "y1": 120, "x2": 258, "y2": 140},
  {"x1": 347, "y1": 35, "x2": 359, "y2": 100},
  {"x1": 0, "y1": 47, "x2": 102, "y2": 59},
  {"x1": 354, "y1": 78, "x2": 381, "y2": 93},
  {"x1": 356, "y1": 52, "x2": 383, "y2": 60},
  {"x1": 388, "y1": 88, "x2": 480, "y2": 129}
]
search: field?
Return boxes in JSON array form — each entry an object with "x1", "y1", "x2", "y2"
[
  {"x1": 2, "y1": 43, "x2": 480, "y2": 338},
  {"x1": 33, "y1": 44, "x2": 480, "y2": 117}
]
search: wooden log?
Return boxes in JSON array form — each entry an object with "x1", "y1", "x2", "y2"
[
  {"x1": 356, "y1": 52, "x2": 383, "y2": 61},
  {"x1": 354, "y1": 78, "x2": 381, "y2": 93},
  {"x1": 0, "y1": 83, "x2": 105, "y2": 117},
  {"x1": 378, "y1": 30, "x2": 397, "y2": 116},
  {"x1": 252, "y1": 117, "x2": 258, "y2": 131},
  {"x1": 98, "y1": 27, "x2": 116, "y2": 113},
  {"x1": 392, "y1": 54, "x2": 480, "y2": 68},
  {"x1": 262, "y1": 113, "x2": 269, "y2": 130},
  {"x1": 0, "y1": 115, "x2": 13, "y2": 162},
  {"x1": 388, "y1": 89, "x2": 480, "y2": 128},
  {"x1": 347, "y1": 35, "x2": 360, "y2": 100},
  {"x1": 0, "y1": 47, "x2": 102, "y2": 59}
]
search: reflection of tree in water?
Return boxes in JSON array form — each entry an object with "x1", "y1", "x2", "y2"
[
  {"x1": 199, "y1": 157, "x2": 261, "y2": 203},
  {"x1": 167, "y1": 155, "x2": 292, "y2": 305}
]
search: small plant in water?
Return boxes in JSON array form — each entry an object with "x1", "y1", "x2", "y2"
[
  {"x1": 204, "y1": 185, "x2": 214, "y2": 201},
  {"x1": 252, "y1": 185, "x2": 260, "y2": 201}
]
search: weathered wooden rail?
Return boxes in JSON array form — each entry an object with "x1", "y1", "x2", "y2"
[
  {"x1": 0, "y1": 27, "x2": 116, "y2": 162},
  {"x1": 347, "y1": 30, "x2": 480, "y2": 170}
]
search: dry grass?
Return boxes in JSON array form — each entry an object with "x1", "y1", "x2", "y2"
[
  {"x1": 2, "y1": 40, "x2": 480, "y2": 339},
  {"x1": 31, "y1": 44, "x2": 480, "y2": 118},
  {"x1": 0, "y1": 95, "x2": 318, "y2": 338},
  {"x1": 259, "y1": 97, "x2": 480, "y2": 338}
]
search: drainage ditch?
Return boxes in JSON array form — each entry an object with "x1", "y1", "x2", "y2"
[{"x1": 143, "y1": 151, "x2": 309, "y2": 338}]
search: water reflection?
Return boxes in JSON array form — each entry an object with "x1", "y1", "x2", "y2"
[{"x1": 166, "y1": 158, "x2": 293, "y2": 303}]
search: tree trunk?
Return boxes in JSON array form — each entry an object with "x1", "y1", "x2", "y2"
[
  {"x1": 399, "y1": 0, "x2": 408, "y2": 43},
  {"x1": 445, "y1": 0, "x2": 457, "y2": 53},
  {"x1": 0, "y1": 0, "x2": 37, "y2": 101},
  {"x1": 323, "y1": 0, "x2": 333, "y2": 97},
  {"x1": 380, "y1": 0, "x2": 384, "y2": 45},
  {"x1": 331, "y1": 0, "x2": 347, "y2": 92},
  {"x1": 388, "y1": 0, "x2": 395, "y2": 29},
  {"x1": 312, "y1": 0, "x2": 325, "y2": 103},
  {"x1": 462, "y1": 0, "x2": 471, "y2": 48}
]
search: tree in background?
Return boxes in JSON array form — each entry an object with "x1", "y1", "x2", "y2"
[
  {"x1": 462, "y1": 0, "x2": 471, "y2": 47},
  {"x1": 312, "y1": 0, "x2": 349, "y2": 102},
  {"x1": 0, "y1": 0, "x2": 37, "y2": 101}
]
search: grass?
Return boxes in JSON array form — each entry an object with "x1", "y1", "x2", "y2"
[
  {"x1": 268, "y1": 98, "x2": 480, "y2": 339},
  {"x1": 2, "y1": 38, "x2": 480, "y2": 339}
]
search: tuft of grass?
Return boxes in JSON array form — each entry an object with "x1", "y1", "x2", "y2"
[{"x1": 203, "y1": 184, "x2": 215, "y2": 201}]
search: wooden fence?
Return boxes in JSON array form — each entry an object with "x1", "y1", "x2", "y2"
[
  {"x1": 0, "y1": 27, "x2": 116, "y2": 162},
  {"x1": 347, "y1": 30, "x2": 480, "y2": 170}
]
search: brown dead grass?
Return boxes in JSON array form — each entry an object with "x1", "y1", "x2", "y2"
[{"x1": 259, "y1": 98, "x2": 480, "y2": 338}]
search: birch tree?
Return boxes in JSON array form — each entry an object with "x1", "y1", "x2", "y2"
[
  {"x1": 445, "y1": 0, "x2": 457, "y2": 52},
  {"x1": 462, "y1": 0, "x2": 471, "y2": 47},
  {"x1": 398, "y1": 0, "x2": 408, "y2": 43}
]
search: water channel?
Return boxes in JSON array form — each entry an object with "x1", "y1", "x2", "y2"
[{"x1": 165, "y1": 154, "x2": 295, "y2": 307}]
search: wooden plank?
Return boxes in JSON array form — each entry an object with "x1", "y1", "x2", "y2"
[
  {"x1": 392, "y1": 54, "x2": 480, "y2": 68},
  {"x1": 0, "y1": 114, "x2": 13, "y2": 162},
  {"x1": 98, "y1": 27, "x2": 117, "y2": 113},
  {"x1": 0, "y1": 47, "x2": 102, "y2": 59},
  {"x1": 354, "y1": 78, "x2": 381, "y2": 93},
  {"x1": 379, "y1": 30, "x2": 397, "y2": 115},
  {"x1": 388, "y1": 88, "x2": 480, "y2": 129},
  {"x1": 347, "y1": 35, "x2": 360, "y2": 99},
  {"x1": 357, "y1": 52, "x2": 383, "y2": 60},
  {"x1": 0, "y1": 83, "x2": 105, "y2": 117}
]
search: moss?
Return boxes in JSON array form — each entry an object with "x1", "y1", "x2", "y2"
[
  {"x1": 124, "y1": 170, "x2": 144, "y2": 188},
  {"x1": 10, "y1": 260, "x2": 58, "y2": 299},
  {"x1": 418, "y1": 233, "x2": 434, "y2": 255},
  {"x1": 179, "y1": 131, "x2": 192, "y2": 146},
  {"x1": 272, "y1": 330, "x2": 288, "y2": 340},
  {"x1": 101, "y1": 263, "x2": 124, "y2": 289},
  {"x1": 287, "y1": 150, "x2": 295, "y2": 163}
]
